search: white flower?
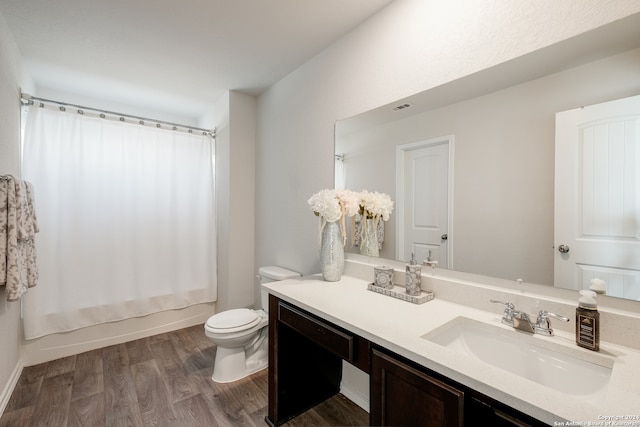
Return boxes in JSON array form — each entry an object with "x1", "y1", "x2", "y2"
[
  {"x1": 359, "y1": 190, "x2": 394, "y2": 221},
  {"x1": 307, "y1": 189, "x2": 342, "y2": 223},
  {"x1": 309, "y1": 189, "x2": 394, "y2": 248},
  {"x1": 308, "y1": 188, "x2": 394, "y2": 222},
  {"x1": 336, "y1": 189, "x2": 360, "y2": 217}
]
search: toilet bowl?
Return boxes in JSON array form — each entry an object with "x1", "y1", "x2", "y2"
[{"x1": 204, "y1": 266, "x2": 300, "y2": 383}]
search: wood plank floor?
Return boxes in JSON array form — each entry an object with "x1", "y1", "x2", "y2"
[{"x1": 0, "y1": 324, "x2": 369, "y2": 427}]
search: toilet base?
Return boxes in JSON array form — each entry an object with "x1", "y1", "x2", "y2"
[{"x1": 211, "y1": 332, "x2": 268, "y2": 383}]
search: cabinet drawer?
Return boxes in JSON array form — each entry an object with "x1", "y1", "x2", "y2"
[{"x1": 278, "y1": 302, "x2": 354, "y2": 362}]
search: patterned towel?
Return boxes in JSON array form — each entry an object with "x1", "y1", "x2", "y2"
[
  {"x1": 0, "y1": 175, "x2": 39, "y2": 301},
  {"x1": 0, "y1": 178, "x2": 9, "y2": 289}
]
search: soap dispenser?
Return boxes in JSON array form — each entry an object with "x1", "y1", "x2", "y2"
[
  {"x1": 576, "y1": 290, "x2": 600, "y2": 351},
  {"x1": 405, "y1": 252, "x2": 421, "y2": 296}
]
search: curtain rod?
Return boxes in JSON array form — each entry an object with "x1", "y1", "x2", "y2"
[{"x1": 20, "y1": 93, "x2": 215, "y2": 138}]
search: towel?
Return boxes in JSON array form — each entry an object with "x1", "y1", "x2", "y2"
[{"x1": 0, "y1": 175, "x2": 39, "y2": 301}]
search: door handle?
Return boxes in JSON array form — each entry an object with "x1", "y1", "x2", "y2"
[
  {"x1": 441, "y1": 234, "x2": 448, "y2": 241},
  {"x1": 558, "y1": 244, "x2": 570, "y2": 253}
]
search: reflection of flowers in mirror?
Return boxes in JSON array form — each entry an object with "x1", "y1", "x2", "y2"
[
  {"x1": 358, "y1": 190, "x2": 394, "y2": 220},
  {"x1": 308, "y1": 189, "x2": 394, "y2": 253}
]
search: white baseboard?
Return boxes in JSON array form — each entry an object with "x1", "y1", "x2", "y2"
[
  {"x1": 0, "y1": 359, "x2": 23, "y2": 417},
  {"x1": 340, "y1": 381, "x2": 370, "y2": 413},
  {"x1": 340, "y1": 361, "x2": 370, "y2": 413}
]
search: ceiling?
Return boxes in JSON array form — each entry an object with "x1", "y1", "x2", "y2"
[{"x1": 0, "y1": 0, "x2": 393, "y2": 120}]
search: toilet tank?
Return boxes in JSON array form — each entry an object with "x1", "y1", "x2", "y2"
[{"x1": 258, "y1": 266, "x2": 300, "y2": 311}]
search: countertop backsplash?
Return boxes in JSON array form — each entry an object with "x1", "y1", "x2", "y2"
[{"x1": 344, "y1": 253, "x2": 640, "y2": 350}]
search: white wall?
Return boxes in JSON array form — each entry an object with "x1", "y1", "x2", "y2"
[
  {"x1": 0, "y1": 11, "x2": 24, "y2": 413},
  {"x1": 214, "y1": 90, "x2": 258, "y2": 311},
  {"x1": 255, "y1": 0, "x2": 640, "y2": 277},
  {"x1": 31, "y1": 88, "x2": 202, "y2": 128}
]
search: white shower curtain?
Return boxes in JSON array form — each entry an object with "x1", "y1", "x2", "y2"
[{"x1": 21, "y1": 104, "x2": 216, "y2": 339}]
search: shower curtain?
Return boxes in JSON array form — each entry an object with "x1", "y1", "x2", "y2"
[{"x1": 21, "y1": 104, "x2": 216, "y2": 339}]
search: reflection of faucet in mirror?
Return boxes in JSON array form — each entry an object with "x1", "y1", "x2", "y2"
[{"x1": 334, "y1": 31, "x2": 640, "y2": 302}]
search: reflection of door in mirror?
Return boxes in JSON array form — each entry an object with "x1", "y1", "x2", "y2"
[
  {"x1": 396, "y1": 136, "x2": 452, "y2": 266},
  {"x1": 555, "y1": 95, "x2": 640, "y2": 300}
]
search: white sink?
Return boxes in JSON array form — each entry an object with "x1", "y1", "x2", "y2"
[{"x1": 422, "y1": 317, "x2": 613, "y2": 400}]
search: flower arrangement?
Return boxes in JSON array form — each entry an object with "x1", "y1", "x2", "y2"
[
  {"x1": 308, "y1": 189, "x2": 393, "y2": 251},
  {"x1": 352, "y1": 190, "x2": 394, "y2": 256},
  {"x1": 308, "y1": 189, "x2": 394, "y2": 279},
  {"x1": 357, "y1": 190, "x2": 394, "y2": 221},
  {"x1": 307, "y1": 189, "x2": 360, "y2": 246},
  {"x1": 307, "y1": 189, "x2": 359, "y2": 223}
]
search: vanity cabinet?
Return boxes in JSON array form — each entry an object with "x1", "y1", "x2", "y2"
[
  {"x1": 370, "y1": 346, "x2": 548, "y2": 427},
  {"x1": 267, "y1": 295, "x2": 370, "y2": 426},
  {"x1": 267, "y1": 295, "x2": 548, "y2": 427}
]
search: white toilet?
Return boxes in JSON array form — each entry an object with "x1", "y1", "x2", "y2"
[{"x1": 204, "y1": 266, "x2": 300, "y2": 383}]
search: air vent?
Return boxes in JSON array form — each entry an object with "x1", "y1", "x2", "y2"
[{"x1": 392, "y1": 103, "x2": 411, "y2": 111}]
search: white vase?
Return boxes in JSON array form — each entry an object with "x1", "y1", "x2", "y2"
[
  {"x1": 360, "y1": 217, "x2": 379, "y2": 257},
  {"x1": 320, "y1": 220, "x2": 344, "y2": 281}
]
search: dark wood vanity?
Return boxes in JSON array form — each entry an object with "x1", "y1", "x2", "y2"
[{"x1": 266, "y1": 295, "x2": 549, "y2": 427}]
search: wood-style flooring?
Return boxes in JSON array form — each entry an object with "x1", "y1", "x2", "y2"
[{"x1": 0, "y1": 324, "x2": 369, "y2": 427}]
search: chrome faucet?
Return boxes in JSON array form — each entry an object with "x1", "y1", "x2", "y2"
[
  {"x1": 490, "y1": 300, "x2": 569, "y2": 336},
  {"x1": 512, "y1": 310, "x2": 535, "y2": 333},
  {"x1": 534, "y1": 310, "x2": 570, "y2": 336}
]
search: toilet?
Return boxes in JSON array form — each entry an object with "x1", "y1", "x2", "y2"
[{"x1": 204, "y1": 266, "x2": 300, "y2": 383}]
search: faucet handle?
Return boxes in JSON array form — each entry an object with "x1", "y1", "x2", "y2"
[
  {"x1": 490, "y1": 299, "x2": 514, "y2": 310},
  {"x1": 490, "y1": 300, "x2": 515, "y2": 326},
  {"x1": 535, "y1": 310, "x2": 570, "y2": 336},
  {"x1": 538, "y1": 310, "x2": 570, "y2": 322}
]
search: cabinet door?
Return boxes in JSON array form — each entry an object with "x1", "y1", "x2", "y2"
[{"x1": 371, "y1": 349, "x2": 464, "y2": 427}]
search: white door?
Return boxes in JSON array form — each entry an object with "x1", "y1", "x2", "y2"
[
  {"x1": 555, "y1": 95, "x2": 640, "y2": 300},
  {"x1": 396, "y1": 137, "x2": 451, "y2": 266}
]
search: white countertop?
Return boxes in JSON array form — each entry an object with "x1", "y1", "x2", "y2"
[{"x1": 263, "y1": 275, "x2": 640, "y2": 426}]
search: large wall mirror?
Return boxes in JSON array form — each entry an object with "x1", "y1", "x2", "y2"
[{"x1": 335, "y1": 14, "x2": 640, "y2": 301}]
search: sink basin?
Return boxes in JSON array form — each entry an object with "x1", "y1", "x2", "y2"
[{"x1": 422, "y1": 317, "x2": 613, "y2": 400}]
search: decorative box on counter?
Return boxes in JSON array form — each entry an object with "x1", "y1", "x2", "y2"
[{"x1": 373, "y1": 265, "x2": 394, "y2": 289}]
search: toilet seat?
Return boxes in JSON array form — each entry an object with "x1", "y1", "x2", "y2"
[{"x1": 206, "y1": 308, "x2": 263, "y2": 334}]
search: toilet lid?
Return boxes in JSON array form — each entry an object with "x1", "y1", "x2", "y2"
[{"x1": 206, "y1": 308, "x2": 260, "y2": 330}]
